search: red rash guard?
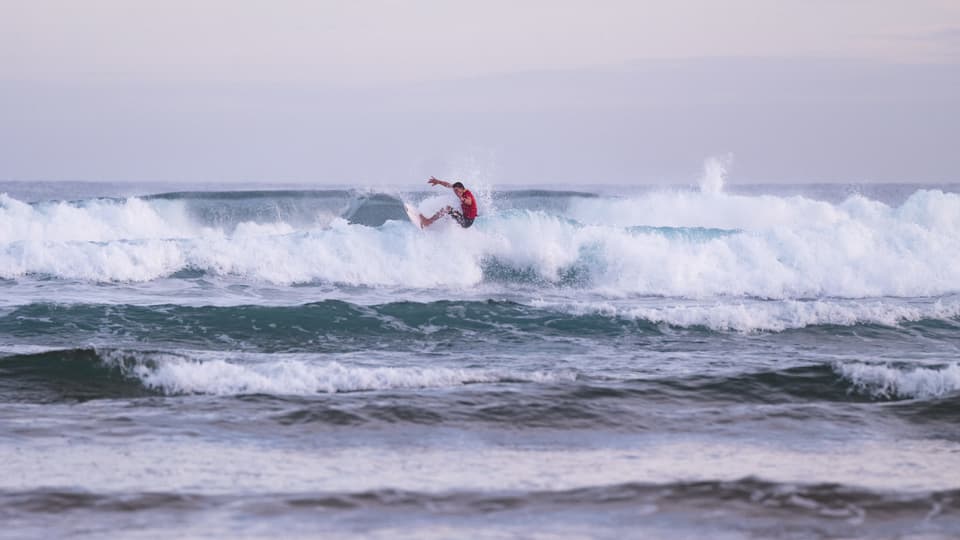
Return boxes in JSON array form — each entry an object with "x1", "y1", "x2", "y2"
[{"x1": 461, "y1": 190, "x2": 478, "y2": 220}]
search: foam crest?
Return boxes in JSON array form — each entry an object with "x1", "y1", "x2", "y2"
[
  {"x1": 101, "y1": 350, "x2": 571, "y2": 395},
  {"x1": 560, "y1": 190, "x2": 960, "y2": 297},
  {"x1": 835, "y1": 362, "x2": 960, "y2": 400},
  {"x1": 533, "y1": 298, "x2": 960, "y2": 332},
  {"x1": 0, "y1": 193, "x2": 204, "y2": 243}
]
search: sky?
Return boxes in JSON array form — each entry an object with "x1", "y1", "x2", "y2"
[{"x1": 1, "y1": 0, "x2": 959, "y2": 184}]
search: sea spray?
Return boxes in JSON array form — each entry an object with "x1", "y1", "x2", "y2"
[{"x1": 698, "y1": 154, "x2": 733, "y2": 194}]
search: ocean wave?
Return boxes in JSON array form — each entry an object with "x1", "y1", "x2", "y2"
[
  {"x1": 535, "y1": 298, "x2": 960, "y2": 332},
  {"x1": 3, "y1": 479, "x2": 956, "y2": 522},
  {"x1": 0, "y1": 348, "x2": 575, "y2": 400},
  {"x1": 4, "y1": 347, "x2": 957, "y2": 409},
  {"x1": 0, "y1": 300, "x2": 662, "y2": 352},
  {"x1": 0, "y1": 348, "x2": 156, "y2": 402},
  {"x1": 105, "y1": 351, "x2": 570, "y2": 396},
  {"x1": 143, "y1": 189, "x2": 353, "y2": 201},
  {"x1": 835, "y1": 362, "x2": 960, "y2": 400},
  {"x1": 1, "y1": 189, "x2": 959, "y2": 298},
  {"x1": 2, "y1": 300, "x2": 958, "y2": 355}
]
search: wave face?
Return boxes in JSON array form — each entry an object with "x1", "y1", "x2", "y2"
[
  {"x1": 2, "y1": 187, "x2": 959, "y2": 298},
  {"x1": 2, "y1": 300, "x2": 959, "y2": 365}
]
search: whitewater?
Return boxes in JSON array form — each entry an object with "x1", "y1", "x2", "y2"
[
  {"x1": 1, "y1": 178, "x2": 959, "y2": 539},
  {"x1": 2, "y1": 185, "x2": 959, "y2": 297}
]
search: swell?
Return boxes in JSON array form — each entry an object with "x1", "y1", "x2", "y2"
[
  {"x1": 0, "y1": 301, "x2": 664, "y2": 353},
  {"x1": 154, "y1": 189, "x2": 406, "y2": 229},
  {"x1": 142, "y1": 188, "x2": 599, "y2": 202},
  {"x1": 3, "y1": 480, "x2": 957, "y2": 520},
  {"x1": 0, "y1": 348, "x2": 158, "y2": 402},
  {"x1": 2, "y1": 301, "x2": 958, "y2": 351},
  {"x1": 0, "y1": 347, "x2": 574, "y2": 403},
  {"x1": 4, "y1": 348, "x2": 957, "y2": 415},
  {"x1": 260, "y1": 364, "x2": 960, "y2": 429},
  {"x1": 143, "y1": 189, "x2": 354, "y2": 201}
]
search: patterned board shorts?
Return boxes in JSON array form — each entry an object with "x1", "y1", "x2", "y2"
[{"x1": 448, "y1": 209, "x2": 475, "y2": 228}]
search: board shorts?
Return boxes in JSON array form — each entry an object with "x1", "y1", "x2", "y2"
[{"x1": 448, "y1": 209, "x2": 475, "y2": 228}]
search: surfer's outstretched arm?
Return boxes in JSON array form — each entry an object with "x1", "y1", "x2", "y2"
[{"x1": 428, "y1": 177, "x2": 453, "y2": 189}]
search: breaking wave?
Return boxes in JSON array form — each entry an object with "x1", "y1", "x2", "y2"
[
  {"x1": 4, "y1": 348, "x2": 957, "y2": 405},
  {"x1": 0, "y1": 348, "x2": 575, "y2": 400},
  {"x1": 1, "y1": 188, "x2": 959, "y2": 299},
  {"x1": 836, "y1": 362, "x2": 960, "y2": 400}
]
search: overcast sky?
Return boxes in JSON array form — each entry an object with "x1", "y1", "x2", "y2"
[{"x1": 2, "y1": 0, "x2": 958, "y2": 184}]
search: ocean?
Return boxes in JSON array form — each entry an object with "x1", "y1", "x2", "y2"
[{"x1": 1, "y1": 180, "x2": 958, "y2": 539}]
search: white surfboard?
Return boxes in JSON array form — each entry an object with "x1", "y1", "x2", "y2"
[{"x1": 403, "y1": 202, "x2": 423, "y2": 230}]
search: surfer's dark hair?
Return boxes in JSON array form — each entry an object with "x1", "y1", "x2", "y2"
[{"x1": 452, "y1": 182, "x2": 465, "y2": 189}]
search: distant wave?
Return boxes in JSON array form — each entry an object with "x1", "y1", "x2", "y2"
[
  {"x1": 2, "y1": 188, "x2": 959, "y2": 298},
  {"x1": 143, "y1": 189, "x2": 354, "y2": 201}
]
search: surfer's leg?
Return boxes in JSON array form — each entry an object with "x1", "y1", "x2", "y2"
[{"x1": 420, "y1": 208, "x2": 449, "y2": 228}]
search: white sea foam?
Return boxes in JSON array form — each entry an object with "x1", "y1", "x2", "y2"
[
  {"x1": 100, "y1": 350, "x2": 571, "y2": 395},
  {"x1": 1, "y1": 189, "x2": 959, "y2": 300},
  {"x1": 533, "y1": 298, "x2": 960, "y2": 332},
  {"x1": 835, "y1": 362, "x2": 960, "y2": 399},
  {"x1": 0, "y1": 193, "x2": 204, "y2": 243}
]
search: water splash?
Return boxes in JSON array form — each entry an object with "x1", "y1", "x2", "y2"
[{"x1": 699, "y1": 154, "x2": 733, "y2": 194}]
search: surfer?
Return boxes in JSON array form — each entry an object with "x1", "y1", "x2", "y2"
[{"x1": 420, "y1": 177, "x2": 478, "y2": 228}]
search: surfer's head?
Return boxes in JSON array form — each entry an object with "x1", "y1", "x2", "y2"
[{"x1": 452, "y1": 181, "x2": 465, "y2": 196}]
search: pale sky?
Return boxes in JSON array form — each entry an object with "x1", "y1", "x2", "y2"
[{"x1": 1, "y1": 0, "x2": 959, "y2": 183}]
